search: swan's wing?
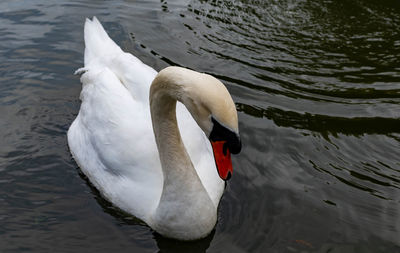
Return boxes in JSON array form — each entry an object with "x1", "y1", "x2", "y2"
[{"x1": 68, "y1": 68, "x2": 162, "y2": 222}]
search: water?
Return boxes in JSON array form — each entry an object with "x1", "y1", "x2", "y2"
[{"x1": 1, "y1": 0, "x2": 399, "y2": 252}]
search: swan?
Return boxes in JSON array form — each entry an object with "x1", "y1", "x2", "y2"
[{"x1": 67, "y1": 17, "x2": 241, "y2": 241}]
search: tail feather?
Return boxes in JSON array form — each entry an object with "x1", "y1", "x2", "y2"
[{"x1": 84, "y1": 17, "x2": 122, "y2": 66}]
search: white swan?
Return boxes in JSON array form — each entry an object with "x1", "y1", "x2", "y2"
[{"x1": 67, "y1": 17, "x2": 241, "y2": 240}]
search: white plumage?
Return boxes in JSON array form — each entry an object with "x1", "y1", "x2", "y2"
[{"x1": 68, "y1": 17, "x2": 238, "y2": 240}]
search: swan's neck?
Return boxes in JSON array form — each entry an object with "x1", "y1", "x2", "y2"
[
  {"x1": 150, "y1": 91, "x2": 200, "y2": 196},
  {"x1": 149, "y1": 75, "x2": 216, "y2": 240}
]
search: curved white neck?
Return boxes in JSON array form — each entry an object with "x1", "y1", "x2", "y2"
[{"x1": 148, "y1": 69, "x2": 217, "y2": 240}]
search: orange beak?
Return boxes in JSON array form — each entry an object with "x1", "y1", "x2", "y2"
[{"x1": 211, "y1": 141, "x2": 233, "y2": 181}]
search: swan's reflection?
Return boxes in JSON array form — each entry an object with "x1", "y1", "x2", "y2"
[{"x1": 154, "y1": 230, "x2": 215, "y2": 253}]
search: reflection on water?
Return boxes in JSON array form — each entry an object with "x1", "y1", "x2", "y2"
[
  {"x1": 0, "y1": 0, "x2": 399, "y2": 252},
  {"x1": 154, "y1": 231, "x2": 215, "y2": 253}
]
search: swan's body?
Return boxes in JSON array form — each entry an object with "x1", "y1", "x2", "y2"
[{"x1": 68, "y1": 17, "x2": 240, "y2": 240}]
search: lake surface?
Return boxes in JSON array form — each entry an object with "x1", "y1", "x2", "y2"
[{"x1": 1, "y1": 0, "x2": 399, "y2": 252}]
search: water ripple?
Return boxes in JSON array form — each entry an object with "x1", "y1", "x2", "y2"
[{"x1": 1, "y1": 0, "x2": 400, "y2": 251}]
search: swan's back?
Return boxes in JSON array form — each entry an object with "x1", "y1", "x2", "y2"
[{"x1": 69, "y1": 17, "x2": 163, "y2": 221}]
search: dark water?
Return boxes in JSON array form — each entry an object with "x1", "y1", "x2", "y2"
[{"x1": 1, "y1": 0, "x2": 399, "y2": 252}]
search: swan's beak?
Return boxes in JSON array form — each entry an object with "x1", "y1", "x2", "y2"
[{"x1": 211, "y1": 141, "x2": 233, "y2": 181}]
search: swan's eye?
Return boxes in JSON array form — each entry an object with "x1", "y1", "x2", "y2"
[{"x1": 209, "y1": 117, "x2": 241, "y2": 154}]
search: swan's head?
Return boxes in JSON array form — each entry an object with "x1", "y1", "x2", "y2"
[{"x1": 158, "y1": 67, "x2": 241, "y2": 181}]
